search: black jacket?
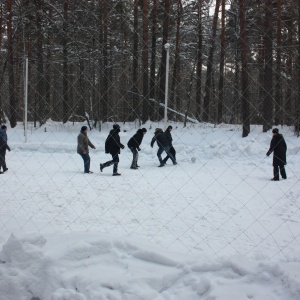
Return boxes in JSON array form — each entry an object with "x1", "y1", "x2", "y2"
[
  {"x1": 151, "y1": 130, "x2": 170, "y2": 148},
  {"x1": 105, "y1": 128, "x2": 124, "y2": 155},
  {"x1": 267, "y1": 133, "x2": 287, "y2": 166},
  {"x1": 165, "y1": 129, "x2": 173, "y2": 146},
  {"x1": 0, "y1": 129, "x2": 10, "y2": 152},
  {"x1": 127, "y1": 129, "x2": 144, "y2": 150}
]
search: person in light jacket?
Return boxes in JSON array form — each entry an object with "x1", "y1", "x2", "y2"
[
  {"x1": 266, "y1": 128, "x2": 287, "y2": 181},
  {"x1": 77, "y1": 126, "x2": 96, "y2": 174}
]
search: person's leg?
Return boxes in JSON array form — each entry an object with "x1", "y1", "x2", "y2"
[
  {"x1": 279, "y1": 164, "x2": 287, "y2": 179},
  {"x1": 157, "y1": 147, "x2": 165, "y2": 166},
  {"x1": 112, "y1": 154, "x2": 120, "y2": 175},
  {"x1": 273, "y1": 164, "x2": 280, "y2": 181},
  {"x1": 0, "y1": 151, "x2": 5, "y2": 172},
  {"x1": 165, "y1": 145, "x2": 176, "y2": 164},
  {"x1": 170, "y1": 146, "x2": 176, "y2": 161},
  {"x1": 79, "y1": 153, "x2": 90, "y2": 173}
]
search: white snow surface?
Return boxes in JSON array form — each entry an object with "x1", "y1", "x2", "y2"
[{"x1": 0, "y1": 121, "x2": 300, "y2": 300}]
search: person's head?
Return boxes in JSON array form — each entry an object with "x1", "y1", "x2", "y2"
[
  {"x1": 113, "y1": 124, "x2": 120, "y2": 132},
  {"x1": 167, "y1": 125, "x2": 172, "y2": 131},
  {"x1": 81, "y1": 126, "x2": 88, "y2": 133},
  {"x1": 154, "y1": 128, "x2": 162, "y2": 134},
  {"x1": 1, "y1": 125, "x2": 7, "y2": 131},
  {"x1": 272, "y1": 128, "x2": 279, "y2": 135},
  {"x1": 141, "y1": 128, "x2": 147, "y2": 135}
]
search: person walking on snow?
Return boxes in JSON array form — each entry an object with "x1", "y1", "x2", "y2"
[
  {"x1": 127, "y1": 128, "x2": 147, "y2": 169},
  {"x1": 77, "y1": 126, "x2": 96, "y2": 174},
  {"x1": 151, "y1": 128, "x2": 176, "y2": 167},
  {"x1": 266, "y1": 128, "x2": 287, "y2": 181},
  {"x1": 0, "y1": 125, "x2": 11, "y2": 174},
  {"x1": 100, "y1": 124, "x2": 125, "y2": 176},
  {"x1": 162, "y1": 125, "x2": 176, "y2": 165}
]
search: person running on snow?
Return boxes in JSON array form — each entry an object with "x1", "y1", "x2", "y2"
[
  {"x1": 100, "y1": 124, "x2": 125, "y2": 176},
  {"x1": 77, "y1": 126, "x2": 96, "y2": 174},
  {"x1": 162, "y1": 125, "x2": 176, "y2": 165},
  {"x1": 266, "y1": 128, "x2": 287, "y2": 181},
  {"x1": 0, "y1": 125, "x2": 11, "y2": 174},
  {"x1": 127, "y1": 128, "x2": 147, "y2": 169},
  {"x1": 151, "y1": 128, "x2": 176, "y2": 167}
]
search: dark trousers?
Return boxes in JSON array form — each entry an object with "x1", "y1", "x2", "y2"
[
  {"x1": 0, "y1": 150, "x2": 7, "y2": 171},
  {"x1": 163, "y1": 146, "x2": 176, "y2": 164},
  {"x1": 79, "y1": 153, "x2": 90, "y2": 173},
  {"x1": 157, "y1": 145, "x2": 176, "y2": 164},
  {"x1": 273, "y1": 164, "x2": 287, "y2": 180},
  {"x1": 102, "y1": 153, "x2": 119, "y2": 174},
  {"x1": 129, "y1": 147, "x2": 138, "y2": 168}
]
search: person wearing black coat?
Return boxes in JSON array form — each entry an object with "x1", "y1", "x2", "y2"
[
  {"x1": 151, "y1": 128, "x2": 176, "y2": 167},
  {"x1": 266, "y1": 128, "x2": 287, "y2": 181},
  {"x1": 0, "y1": 125, "x2": 11, "y2": 174},
  {"x1": 127, "y1": 128, "x2": 147, "y2": 169},
  {"x1": 100, "y1": 124, "x2": 125, "y2": 176},
  {"x1": 162, "y1": 125, "x2": 176, "y2": 165}
]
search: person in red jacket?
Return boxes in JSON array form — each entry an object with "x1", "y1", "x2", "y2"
[{"x1": 266, "y1": 128, "x2": 287, "y2": 181}]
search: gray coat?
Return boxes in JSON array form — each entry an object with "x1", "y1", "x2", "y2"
[{"x1": 77, "y1": 132, "x2": 95, "y2": 154}]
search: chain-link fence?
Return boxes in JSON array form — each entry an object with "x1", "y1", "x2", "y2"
[{"x1": 0, "y1": 0, "x2": 300, "y2": 261}]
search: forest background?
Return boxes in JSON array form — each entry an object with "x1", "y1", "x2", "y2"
[{"x1": 0, "y1": 0, "x2": 299, "y2": 137}]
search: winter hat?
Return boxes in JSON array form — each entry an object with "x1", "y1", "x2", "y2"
[
  {"x1": 272, "y1": 128, "x2": 279, "y2": 134},
  {"x1": 81, "y1": 126, "x2": 88, "y2": 132},
  {"x1": 113, "y1": 124, "x2": 120, "y2": 130},
  {"x1": 154, "y1": 128, "x2": 162, "y2": 134},
  {"x1": 1, "y1": 125, "x2": 7, "y2": 130},
  {"x1": 167, "y1": 125, "x2": 173, "y2": 130},
  {"x1": 141, "y1": 128, "x2": 147, "y2": 133}
]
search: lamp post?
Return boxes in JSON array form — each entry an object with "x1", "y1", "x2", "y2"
[{"x1": 164, "y1": 43, "x2": 170, "y2": 129}]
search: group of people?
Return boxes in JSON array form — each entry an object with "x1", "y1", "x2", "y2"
[
  {"x1": 0, "y1": 123, "x2": 288, "y2": 181},
  {"x1": 77, "y1": 124, "x2": 177, "y2": 176}
]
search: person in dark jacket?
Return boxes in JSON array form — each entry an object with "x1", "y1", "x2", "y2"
[
  {"x1": 151, "y1": 128, "x2": 176, "y2": 167},
  {"x1": 127, "y1": 128, "x2": 147, "y2": 169},
  {"x1": 77, "y1": 126, "x2": 96, "y2": 174},
  {"x1": 100, "y1": 124, "x2": 125, "y2": 176},
  {"x1": 266, "y1": 128, "x2": 287, "y2": 181},
  {"x1": 162, "y1": 125, "x2": 176, "y2": 165},
  {"x1": 0, "y1": 125, "x2": 11, "y2": 174}
]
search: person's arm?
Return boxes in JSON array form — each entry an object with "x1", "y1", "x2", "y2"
[{"x1": 266, "y1": 137, "x2": 276, "y2": 156}]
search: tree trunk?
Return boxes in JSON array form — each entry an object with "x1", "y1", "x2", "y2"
[
  {"x1": 275, "y1": 0, "x2": 282, "y2": 126},
  {"x1": 7, "y1": 0, "x2": 16, "y2": 128},
  {"x1": 102, "y1": 0, "x2": 109, "y2": 121},
  {"x1": 170, "y1": 0, "x2": 182, "y2": 121},
  {"x1": 142, "y1": 0, "x2": 149, "y2": 123},
  {"x1": 239, "y1": 0, "x2": 250, "y2": 137},
  {"x1": 132, "y1": 0, "x2": 139, "y2": 121},
  {"x1": 34, "y1": 0, "x2": 46, "y2": 126},
  {"x1": 62, "y1": 0, "x2": 69, "y2": 124},
  {"x1": 217, "y1": 0, "x2": 225, "y2": 123},
  {"x1": 262, "y1": 0, "x2": 273, "y2": 132},
  {"x1": 149, "y1": 0, "x2": 157, "y2": 120},
  {"x1": 284, "y1": 16, "x2": 293, "y2": 126},
  {"x1": 296, "y1": 0, "x2": 300, "y2": 135},
  {"x1": 195, "y1": 0, "x2": 203, "y2": 121},
  {"x1": 202, "y1": 0, "x2": 221, "y2": 122}
]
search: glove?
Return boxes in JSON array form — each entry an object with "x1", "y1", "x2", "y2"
[
  {"x1": 121, "y1": 144, "x2": 125, "y2": 149},
  {"x1": 138, "y1": 148, "x2": 141, "y2": 151}
]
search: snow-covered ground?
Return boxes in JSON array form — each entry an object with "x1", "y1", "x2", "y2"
[{"x1": 0, "y1": 121, "x2": 300, "y2": 300}]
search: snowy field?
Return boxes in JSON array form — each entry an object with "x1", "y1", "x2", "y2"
[{"x1": 0, "y1": 121, "x2": 300, "y2": 300}]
